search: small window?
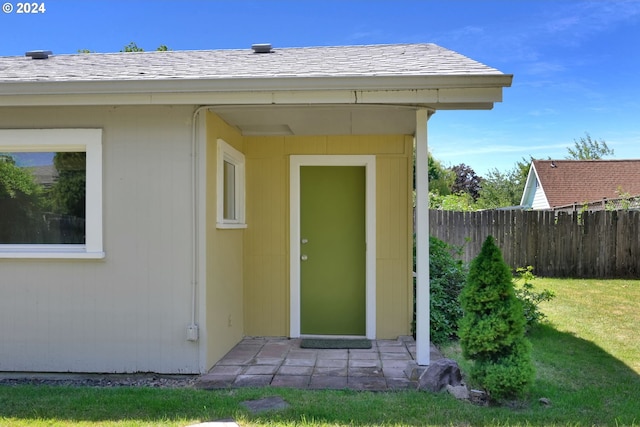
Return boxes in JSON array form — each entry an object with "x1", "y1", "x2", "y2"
[
  {"x1": 217, "y1": 139, "x2": 246, "y2": 228},
  {"x1": 0, "y1": 129, "x2": 103, "y2": 258}
]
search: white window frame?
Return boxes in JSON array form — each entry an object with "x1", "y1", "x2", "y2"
[
  {"x1": 216, "y1": 138, "x2": 246, "y2": 229},
  {"x1": 0, "y1": 129, "x2": 104, "y2": 259}
]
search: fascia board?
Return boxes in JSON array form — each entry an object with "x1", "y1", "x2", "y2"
[
  {"x1": 430, "y1": 103, "x2": 495, "y2": 110},
  {"x1": 0, "y1": 93, "x2": 501, "y2": 109},
  {"x1": 0, "y1": 87, "x2": 506, "y2": 108},
  {"x1": 0, "y1": 92, "x2": 276, "y2": 106},
  {"x1": 0, "y1": 74, "x2": 513, "y2": 96},
  {"x1": 436, "y1": 87, "x2": 503, "y2": 103},
  {"x1": 359, "y1": 87, "x2": 503, "y2": 104}
]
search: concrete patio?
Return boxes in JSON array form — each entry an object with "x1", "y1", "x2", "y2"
[{"x1": 195, "y1": 336, "x2": 443, "y2": 391}]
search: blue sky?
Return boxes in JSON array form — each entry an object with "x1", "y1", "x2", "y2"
[{"x1": 1, "y1": 0, "x2": 638, "y2": 176}]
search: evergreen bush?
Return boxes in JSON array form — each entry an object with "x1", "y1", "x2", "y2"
[{"x1": 459, "y1": 236, "x2": 535, "y2": 401}]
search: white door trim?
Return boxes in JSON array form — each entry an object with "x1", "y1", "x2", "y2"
[{"x1": 289, "y1": 155, "x2": 376, "y2": 339}]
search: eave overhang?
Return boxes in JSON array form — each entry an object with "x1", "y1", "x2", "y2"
[{"x1": 0, "y1": 74, "x2": 513, "y2": 109}]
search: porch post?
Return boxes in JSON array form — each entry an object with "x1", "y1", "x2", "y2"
[{"x1": 415, "y1": 108, "x2": 431, "y2": 366}]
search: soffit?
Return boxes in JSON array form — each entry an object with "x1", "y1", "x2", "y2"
[{"x1": 211, "y1": 105, "x2": 419, "y2": 135}]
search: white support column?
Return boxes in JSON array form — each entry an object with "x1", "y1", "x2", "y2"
[{"x1": 415, "y1": 109, "x2": 431, "y2": 366}]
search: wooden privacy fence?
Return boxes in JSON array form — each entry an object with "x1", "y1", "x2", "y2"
[{"x1": 429, "y1": 209, "x2": 640, "y2": 278}]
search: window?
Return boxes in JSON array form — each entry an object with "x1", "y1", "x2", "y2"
[
  {"x1": 216, "y1": 139, "x2": 246, "y2": 228},
  {"x1": 0, "y1": 129, "x2": 103, "y2": 258}
]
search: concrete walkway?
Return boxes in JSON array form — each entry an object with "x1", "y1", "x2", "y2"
[{"x1": 195, "y1": 336, "x2": 443, "y2": 391}]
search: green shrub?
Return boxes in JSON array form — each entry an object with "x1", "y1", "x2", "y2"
[
  {"x1": 472, "y1": 339, "x2": 534, "y2": 400},
  {"x1": 413, "y1": 236, "x2": 467, "y2": 344},
  {"x1": 513, "y1": 266, "x2": 555, "y2": 332},
  {"x1": 459, "y1": 236, "x2": 535, "y2": 401}
]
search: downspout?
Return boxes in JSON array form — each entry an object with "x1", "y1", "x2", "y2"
[{"x1": 187, "y1": 106, "x2": 216, "y2": 342}]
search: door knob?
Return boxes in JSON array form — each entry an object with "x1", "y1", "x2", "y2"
[
  {"x1": 301, "y1": 238, "x2": 308, "y2": 244},
  {"x1": 301, "y1": 254, "x2": 308, "y2": 261}
]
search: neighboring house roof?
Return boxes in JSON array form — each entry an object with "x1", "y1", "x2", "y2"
[
  {"x1": 521, "y1": 159, "x2": 640, "y2": 210},
  {"x1": 27, "y1": 165, "x2": 58, "y2": 188}
]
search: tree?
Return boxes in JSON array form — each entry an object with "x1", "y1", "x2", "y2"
[
  {"x1": 414, "y1": 150, "x2": 455, "y2": 209},
  {"x1": 459, "y1": 236, "x2": 535, "y2": 401},
  {"x1": 121, "y1": 42, "x2": 145, "y2": 52},
  {"x1": 50, "y1": 152, "x2": 86, "y2": 218},
  {"x1": 428, "y1": 154, "x2": 454, "y2": 196},
  {"x1": 120, "y1": 42, "x2": 172, "y2": 52},
  {"x1": 80, "y1": 43, "x2": 172, "y2": 54},
  {"x1": 450, "y1": 163, "x2": 482, "y2": 201},
  {"x1": 0, "y1": 154, "x2": 39, "y2": 198},
  {"x1": 475, "y1": 158, "x2": 530, "y2": 209},
  {"x1": 513, "y1": 157, "x2": 531, "y2": 187},
  {"x1": 429, "y1": 191, "x2": 476, "y2": 211},
  {"x1": 0, "y1": 154, "x2": 46, "y2": 243},
  {"x1": 566, "y1": 132, "x2": 614, "y2": 160}
]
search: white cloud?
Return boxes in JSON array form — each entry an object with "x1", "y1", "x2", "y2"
[
  {"x1": 533, "y1": 1, "x2": 640, "y2": 49},
  {"x1": 438, "y1": 25, "x2": 485, "y2": 42},
  {"x1": 522, "y1": 61, "x2": 566, "y2": 76},
  {"x1": 347, "y1": 29, "x2": 385, "y2": 41},
  {"x1": 528, "y1": 108, "x2": 559, "y2": 117},
  {"x1": 433, "y1": 142, "x2": 567, "y2": 158}
]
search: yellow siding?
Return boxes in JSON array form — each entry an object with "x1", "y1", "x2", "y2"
[
  {"x1": 244, "y1": 155, "x2": 288, "y2": 335},
  {"x1": 204, "y1": 112, "x2": 245, "y2": 367},
  {"x1": 284, "y1": 136, "x2": 327, "y2": 154},
  {"x1": 244, "y1": 134, "x2": 413, "y2": 338},
  {"x1": 375, "y1": 138, "x2": 414, "y2": 336}
]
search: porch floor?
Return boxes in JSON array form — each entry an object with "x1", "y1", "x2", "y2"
[{"x1": 195, "y1": 336, "x2": 443, "y2": 391}]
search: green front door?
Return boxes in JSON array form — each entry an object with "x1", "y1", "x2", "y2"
[{"x1": 300, "y1": 166, "x2": 366, "y2": 335}]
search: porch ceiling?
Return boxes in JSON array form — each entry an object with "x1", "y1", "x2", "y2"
[{"x1": 211, "y1": 105, "x2": 419, "y2": 136}]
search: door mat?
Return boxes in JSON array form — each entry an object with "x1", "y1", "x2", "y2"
[{"x1": 300, "y1": 338, "x2": 372, "y2": 349}]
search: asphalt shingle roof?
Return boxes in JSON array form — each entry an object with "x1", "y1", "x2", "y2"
[
  {"x1": 0, "y1": 43, "x2": 505, "y2": 83},
  {"x1": 533, "y1": 159, "x2": 640, "y2": 208}
]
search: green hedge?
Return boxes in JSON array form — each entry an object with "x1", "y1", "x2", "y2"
[{"x1": 413, "y1": 236, "x2": 467, "y2": 344}]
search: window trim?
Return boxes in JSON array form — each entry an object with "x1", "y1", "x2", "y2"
[
  {"x1": 216, "y1": 138, "x2": 246, "y2": 229},
  {"x1": 0, "y1": 129, "x2": 104, "y2": 259}
]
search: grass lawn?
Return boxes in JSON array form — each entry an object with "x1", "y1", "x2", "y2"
[
  {"x1": 535, "y1": 277, "x2": 640, "y2": 374},
  {"x1": 1, "y1": 278, "x2": 638, "y2": 427}
]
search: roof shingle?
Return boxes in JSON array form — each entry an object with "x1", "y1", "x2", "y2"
[{"x1": 0, "y1": 43, "x2": 505, "y2": 83}]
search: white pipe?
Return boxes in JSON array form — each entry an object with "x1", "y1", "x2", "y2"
[{"x1": 187, "y1": 106, "x2": 215, "y2": 341}]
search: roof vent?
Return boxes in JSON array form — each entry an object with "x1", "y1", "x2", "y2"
[
  {"x1": 251, "y1": 43, "x2": 273, "y2": 54},
  {"x1": 26, "y1": 50, "x2": 52, "y2": 59}
]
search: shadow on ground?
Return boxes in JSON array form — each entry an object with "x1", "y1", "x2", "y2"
[{"x1": 1, "y1": 326, "x2": 638, "y2": 426}]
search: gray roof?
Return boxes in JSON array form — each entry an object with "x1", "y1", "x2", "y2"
[
  {"x1": 27, "y1": 165, "x2": 58, "y2": 187},
  {"x1": 0, "y1": 43, "x2": 505, "y2": 83}
]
